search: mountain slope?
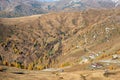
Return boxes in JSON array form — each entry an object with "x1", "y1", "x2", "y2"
[
  {"x1": 45, "y1": 0, "x2": 120, "y2": 12},
  {"x1": 0, "y1": 0, "x2": 120, "y2": 17},
  {"x1": 0, "y1": 9, "x2": 120, "y2": 70},
  {"x1": 0, "y1": 0, "x2": 47, "y2": 17}
]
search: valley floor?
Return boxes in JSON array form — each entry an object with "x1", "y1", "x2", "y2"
[{"x1": 0, "y1": 66, "x2": 120, "y2": 80}]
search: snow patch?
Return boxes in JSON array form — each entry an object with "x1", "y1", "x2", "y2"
[
  {"x1": 111, "y1": 0, "x2": 120, "y2": 7},
  {"x1": 111, "y1": 0, "x2": 119, "y2": 3}
]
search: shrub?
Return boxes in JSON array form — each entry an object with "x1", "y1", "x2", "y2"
[
  {"x1": 3, "y1": 60, "x2": 8, "y2": 66},
  {"x1": 10, "y1": 62, "x2": 16, "y2": 67},
  {"x1": 108, "y1": 65, "x2": 116, "y2": 70},
  {"x1": 13, "y1": 48, "x2": 19, "y2": 54},
  {"x1": 117, "y1": 50, "x2": 120, "y2": 54},
  {"x1": 28, "y1": 63, "x2": 34, "y2": 70},
  {"x1": 36, "y1": 65, "x2": 44, "y2": 70},
  {"x1": 15, "y1": 63, "x2": 21, "y2": 68},
  {"x1": 61, "y1": 62, "x2": 70, "y2": 67},
  {"x1": 97, "y1": 54, "x2": 108, "y2": 60},
  {"x1": 10, "y1": 62, "x2": 22, "y2": 68}
]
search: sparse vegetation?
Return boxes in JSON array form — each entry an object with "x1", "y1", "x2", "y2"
[
  {"x1": 36, "y1": 65, "x2": 44, "y2": 70},
  {"x1": 60, "y1": 62, "x2": 71, "y2": 67},
  {"x1": 0, "y1": 1, "x2": 120, "y2": 80},
  {"x1": 28, "y1": 63, "x2": 34, "y2": 70},
  {"x1": 80, "y1": 74, "x2": 87, "y2": 80},
  {"x1": 3, "y1": 60, "x2": 8, "y2": 66},
  {"x1": 97, "y1": 54, "x2": 108, "y2": 60},
  {"x1": 0, "y1": 9, "x2": 120, "y2": 71},
  {"x1": 108, "y1": 65, "x2": 116, "y2": 70}
]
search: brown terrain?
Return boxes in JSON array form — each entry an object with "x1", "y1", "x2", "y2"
[
  {"x1": 0, "y1": 8, "x2": 120, "y2": 80},
  {"x1": 0, "y1": 66, "x2": 120, "y2": 80},
  {"x1": 0, "y1": 0, "x2": 120, "y2": 18}
]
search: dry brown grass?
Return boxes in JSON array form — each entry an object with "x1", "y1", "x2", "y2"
[
  {"x1": 0, "y1": 9, "x2": 120, "y2": 70},
  {"x1": 0, "y1": 65, "x2": 120, "y2": 80}
]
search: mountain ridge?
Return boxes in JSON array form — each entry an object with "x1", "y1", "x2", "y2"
[{"x1": 0, "y1": 0, "x2": 120, "y2": 18}]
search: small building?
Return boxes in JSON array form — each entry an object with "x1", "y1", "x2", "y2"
[
  {"x1": 80, "y1": 57, "x2": 89, "y2": 64},
  {"x1": 76, "y1": 46, "x2": 80, "y2": 49},
  {"x1": 95, "y1": 53, "x2": 99, "y2": 57},
  {"x1": 112, "y1": 54, "x2": 118, "y2": 60},
  {"x1": 89, "y1": 54, "x2": 95, "y2": 59},
  {"x1": 91, "y1": 63, "x2": 103, "y2": 69}
]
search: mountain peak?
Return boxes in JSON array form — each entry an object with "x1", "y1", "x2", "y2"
[
  {"x1": 111, "y1": 0, "x2": 119, "y2": 3},
  {"x1": 37, "y1": 0, "x2": 60, "y2": 2},
  {"x1": 0, "y1": 0, "x2": 120, "y2": 18}
]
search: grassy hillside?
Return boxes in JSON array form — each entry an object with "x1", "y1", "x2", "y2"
[{"x1": 0, "y1": 9, "x2": 120, "y2": 70}]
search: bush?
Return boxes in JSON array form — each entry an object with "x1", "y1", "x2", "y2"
[
  {"x1": 15, "y1": 63, "x2": 21, "y2": 68},
  {"x1": 97, "y1": 54, "x2": 108, "y2": 60},
  {"x1": 117, "y1": 50, "x2": 120, "y2": 54},
  {"x1": 13, "y1": 48, "x2": 19, "y2": 54},
  {"x1": 3, "y1": 60, "x2": 8, "y2": 66},
  {"x1": 9, "y1": 62, "x2": 15, "y2": 67},
  {"x1": 36, "y1": 65, "x2": 44, "y2": 70},
  {"x1": 108, "y1": 65, "x2": 116, "y2": 70},
  {"x1": 10, "y1": 62, "x2": 22, "y2": 68},
  {"x1": 28, "y1": 63, "x2": 34, "y2": 70},
  {"x1": 60, "y1": 62, "x2": 70, "y2": 67}
]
